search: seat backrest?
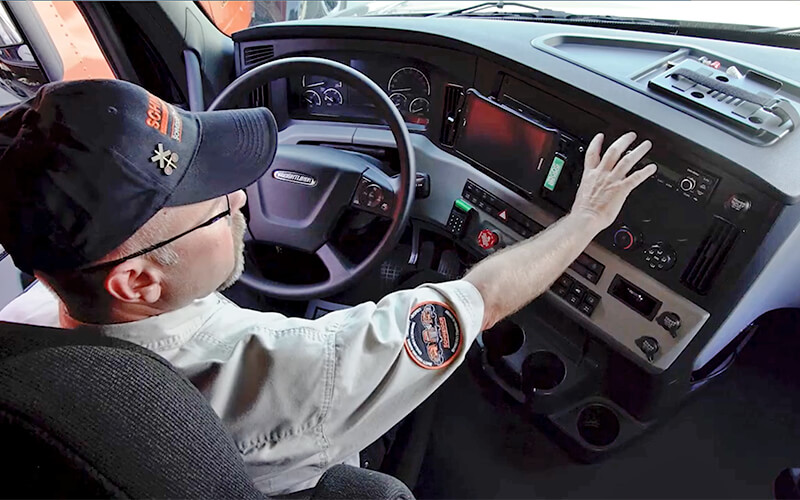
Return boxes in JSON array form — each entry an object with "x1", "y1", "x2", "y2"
[
  {"x1": 0, "y1": 320, "x2": 265, "y2": 499},
  {"x1": 0, "y1": 320, "x2": 415, "y2": 500}
]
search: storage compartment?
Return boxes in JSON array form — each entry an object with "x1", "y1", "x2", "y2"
[
  {"x1": 548, "y1": 397, "x2": 651, "y2": 462},
  {"x1": 521, "y1": 351, "x2": 567, "y2": 393},
  {"x1": 531, "y1": 33, "x2": 800, "y2": 145},
  {"x1": 483, "y1": 319, "x2": 525, "y2": 364},
  {"x1": 576, "y1": 404, "x2": 620, "y2": 447},
  {"x1": 477, "y1": 299, "x2": 605, "y2": 414}
]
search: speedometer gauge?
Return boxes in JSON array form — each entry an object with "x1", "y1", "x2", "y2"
[{"x1": 387, "y1": 67, "x2": 430, "y2": 96}]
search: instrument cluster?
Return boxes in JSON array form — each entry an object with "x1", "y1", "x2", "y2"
[{"x1": 290, "y1": 57, "x2": 432, "y2": 127}]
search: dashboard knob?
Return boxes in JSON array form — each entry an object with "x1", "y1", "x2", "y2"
[
  {"x1": 657, "y1": 312, "x2": 682, "y2": 338},
  {"x1": 613, "y1": 226, "x2": 639, "y2": 251},
  {"x1": 725, "y1": 194, "x2": 751, "y2": 214},
  {"x1": 477, "y1": 229, "x2": 499, "y2": 250},
  {"x1": 680, "y1": 177, "x2": 696, "y2": 191}
]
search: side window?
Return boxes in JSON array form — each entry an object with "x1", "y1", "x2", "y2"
[{"x1": 0, "y1": 5, "x2": 47, "y2": 104}]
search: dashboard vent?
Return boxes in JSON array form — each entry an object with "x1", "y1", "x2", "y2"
[
  {"x1": 440, "y1": 84, "x2": 465, "y2": 146},
  {"x1": 681, "y1": 216, "x2": 739, "y2": 295},
  {"x1": 250, "y1": 84, "x2": 268, "y2": 108},
  {"x1": 243, "y1": 44, "x2": 274, "y2": 69}
]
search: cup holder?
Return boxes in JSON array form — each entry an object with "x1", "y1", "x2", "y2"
[
  {"x1": 521, "y1": 350, "x2": 566, "y2": 393},
  {"x1": 576, "y1": 404, "x2": 620, "y2": 447},
  {"x1": 483, "y1": 320, "x2": 525, "y2": 364}
]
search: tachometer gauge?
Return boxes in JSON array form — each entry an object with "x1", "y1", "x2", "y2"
[
  {"x1": 303, "y1": 89, "x2": 321, "y2": 106},
  {"x1": 389, "y1": 92, "x2": 407, "y2": 110},
  {"x1": 388, "y1": 67, "x2": 430, "y2": 97},
  {"x1": 409, "y1": 97, "x2": 430, "y2": 115},
  {"x1": 322, "y1": 88, "x2": 343, "y2": 106}
]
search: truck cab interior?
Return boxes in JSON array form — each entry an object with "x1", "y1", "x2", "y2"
[{"x1": 1, "y1": 1, "x2": 800, "y2": 497}]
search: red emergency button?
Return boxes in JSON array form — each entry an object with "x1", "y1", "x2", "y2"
[{"x1": 477, "y1": 229, "x2": 499, "y2": 250}]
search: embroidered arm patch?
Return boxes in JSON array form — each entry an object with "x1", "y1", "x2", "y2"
[{"x1": 405, "y1": 301, "x2": 463, "y2": 370}]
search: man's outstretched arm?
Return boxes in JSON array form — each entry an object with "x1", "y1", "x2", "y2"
[{"x1": 464, "y1": 131, "x2": 657, "y2": 331}]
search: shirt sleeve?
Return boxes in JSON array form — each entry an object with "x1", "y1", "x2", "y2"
[{"x1": 322, "y1": 279, "x2": 484, "y2": 465}]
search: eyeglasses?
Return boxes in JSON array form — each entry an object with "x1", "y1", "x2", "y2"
[{"x1": 80, "y1": 195, "x2": 231, "y2": 273}]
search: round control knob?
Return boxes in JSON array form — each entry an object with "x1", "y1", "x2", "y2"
[
  {"x1": 680, "y1": 177, "x2": 696, "y2": 192},
  {"x1": 725, "y1": 194, "x2": 751, "y2": 214},
  {"x1": 477, "y1": 229, "x2": 499, "y2": 250},
  {"x1": 657, "y1": 311, "x2": 682, "y2": 338},
  {"x1": 359, "y1": 184, "x2": 383, "y2": 208},
  {"x1": 613, "y1": 226, "x2": 639, "y2": 250}
]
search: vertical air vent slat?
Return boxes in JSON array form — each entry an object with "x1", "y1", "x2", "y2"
[
  {"x1": 243, "y1": 45, "x2": 275, "y2": 69},
  {"x1": 250, "y1": 85, "x2": 268, "y2": 108},
  {"x1": 440, "y1": 84, "x2": 465, "y2": 146},
  {"x1": 681, "y1": 216, "x2": 739, "y2": 295}
]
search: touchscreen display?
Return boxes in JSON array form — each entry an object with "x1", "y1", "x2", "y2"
[{"x1": 454, "y1": 91, "x2": 557, "y2": 196}]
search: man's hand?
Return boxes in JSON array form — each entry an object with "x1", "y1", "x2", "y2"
[
  {"x1": 464, "y1": 131, "x2": 656, "y2": 331},
  {"x1": 571, "y1": 132, "x2": 657, "y2": 232}
]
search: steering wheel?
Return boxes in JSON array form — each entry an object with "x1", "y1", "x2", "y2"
[{"x1": 208, "y1": 57, "x2": 416, "y2": 300}]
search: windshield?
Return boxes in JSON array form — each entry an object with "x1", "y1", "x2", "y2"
[{"x1": 199, "y1": 1, "x2": 800, "y2": 34}]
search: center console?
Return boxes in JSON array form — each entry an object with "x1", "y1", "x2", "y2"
[{"x1": 430, "y1": 71, "x2": 780, "y2": 458}]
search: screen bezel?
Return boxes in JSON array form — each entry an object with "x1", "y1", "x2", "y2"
[{"x1": 452, "y1": 89, "x2": 560, "y2": 198}]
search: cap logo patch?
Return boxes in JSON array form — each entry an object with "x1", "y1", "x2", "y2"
[
  {"x1": 145, "y1": 94, "x2": 182, "y2": 142},
  {"x1": 405, "y1": 301, "x2": 462, "y2": 370},
  {"x1": 150, "y1": 143, "x2": 179, "y2": 175}
]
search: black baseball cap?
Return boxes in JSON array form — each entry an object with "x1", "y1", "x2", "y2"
[{"x1": 0, "y1": 79, "x2": 278, "y2": 275}]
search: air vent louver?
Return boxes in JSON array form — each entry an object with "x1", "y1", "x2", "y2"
[
  {"x1": 681, "y1": 216, "x2": 739, "y2": 295},
  {"x1": 440, "y1": 84, "x2": 465, "y2": 146},
  {"x1": 250, "y1": 84, "x2": 268, "y2": 108},
  {"x1": 243, "y1": 44, "x2": 274, "y2": 68}
]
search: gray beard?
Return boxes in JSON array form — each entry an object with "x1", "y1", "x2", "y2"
[{"x1": 218, "y1": 210, "x2": 247, "y2": 291}]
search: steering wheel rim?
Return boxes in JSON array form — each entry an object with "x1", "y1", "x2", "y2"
[{"x1": 208, "y1": 57, "x2": 416, "y2": 300}]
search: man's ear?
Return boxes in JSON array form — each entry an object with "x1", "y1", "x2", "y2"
[{"x1": 104, "y1": 259, "x2": 164, "y2": 304}]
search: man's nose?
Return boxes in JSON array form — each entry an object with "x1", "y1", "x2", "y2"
[{"x1": 229, "y1": 189, "x2": 247, "y2": 211}]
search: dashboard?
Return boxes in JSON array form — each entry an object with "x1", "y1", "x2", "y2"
[{"x1": 232, "y1": 16, "x2": 800, "y2": 435}]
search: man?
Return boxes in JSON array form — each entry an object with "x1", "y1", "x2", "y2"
[{"x1": 0, "y1": 79, "x2": 656, "y2": 494}]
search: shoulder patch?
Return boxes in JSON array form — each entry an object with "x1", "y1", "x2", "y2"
[{"x1": 405, "y1": 301, "x2": 462, "y2": 370}]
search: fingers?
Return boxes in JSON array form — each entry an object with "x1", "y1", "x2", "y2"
[
  {"x1": 613, "y1": 139, "x2": 652, "y2": 179},
  {"x1": 622, "y1": 163, "x2": 657, "y2": 190},
  {"x1": 583, "y1": 133, "x2": 604, "y2": 169},
  {"x1": 598, "y1": 131, "x2": 638, "y2": 171}
]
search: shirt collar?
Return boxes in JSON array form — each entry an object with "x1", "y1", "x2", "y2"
[{"x1": 66, "y1": 293, "x2": 225, "y2": 352}]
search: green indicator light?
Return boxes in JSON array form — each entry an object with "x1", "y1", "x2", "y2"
[
  {"x1": 455, "y1": 199, "x2": 473, "y2": 212},
  {"x1": 544, "y1": 156, "x2": 565, "y2": 191}
]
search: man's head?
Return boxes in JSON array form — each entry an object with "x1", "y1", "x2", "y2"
[{"x1": 0, "y1": 79, "x2": 278, "y2": 322}]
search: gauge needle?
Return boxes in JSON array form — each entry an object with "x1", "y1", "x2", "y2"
[{"x1": 392, "y1": 88, "x2": 412, "y2": 92}]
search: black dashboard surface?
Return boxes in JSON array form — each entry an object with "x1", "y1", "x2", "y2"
[{"x1": 235, "y1": 17, "x2": 800, "y2": 203}]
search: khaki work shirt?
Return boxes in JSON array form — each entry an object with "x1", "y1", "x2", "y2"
[{"x1": 0, "y1": 279, "x2": 484, "y2": 495}]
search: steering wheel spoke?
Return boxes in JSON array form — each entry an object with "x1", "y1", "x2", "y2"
[{"x1": 316, "y1": 242, "x2": 355, "y2": 282}]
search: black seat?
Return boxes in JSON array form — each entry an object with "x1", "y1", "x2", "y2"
[{"x1": 0, "y1": 321, "x2": 413, "y2": 499}]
